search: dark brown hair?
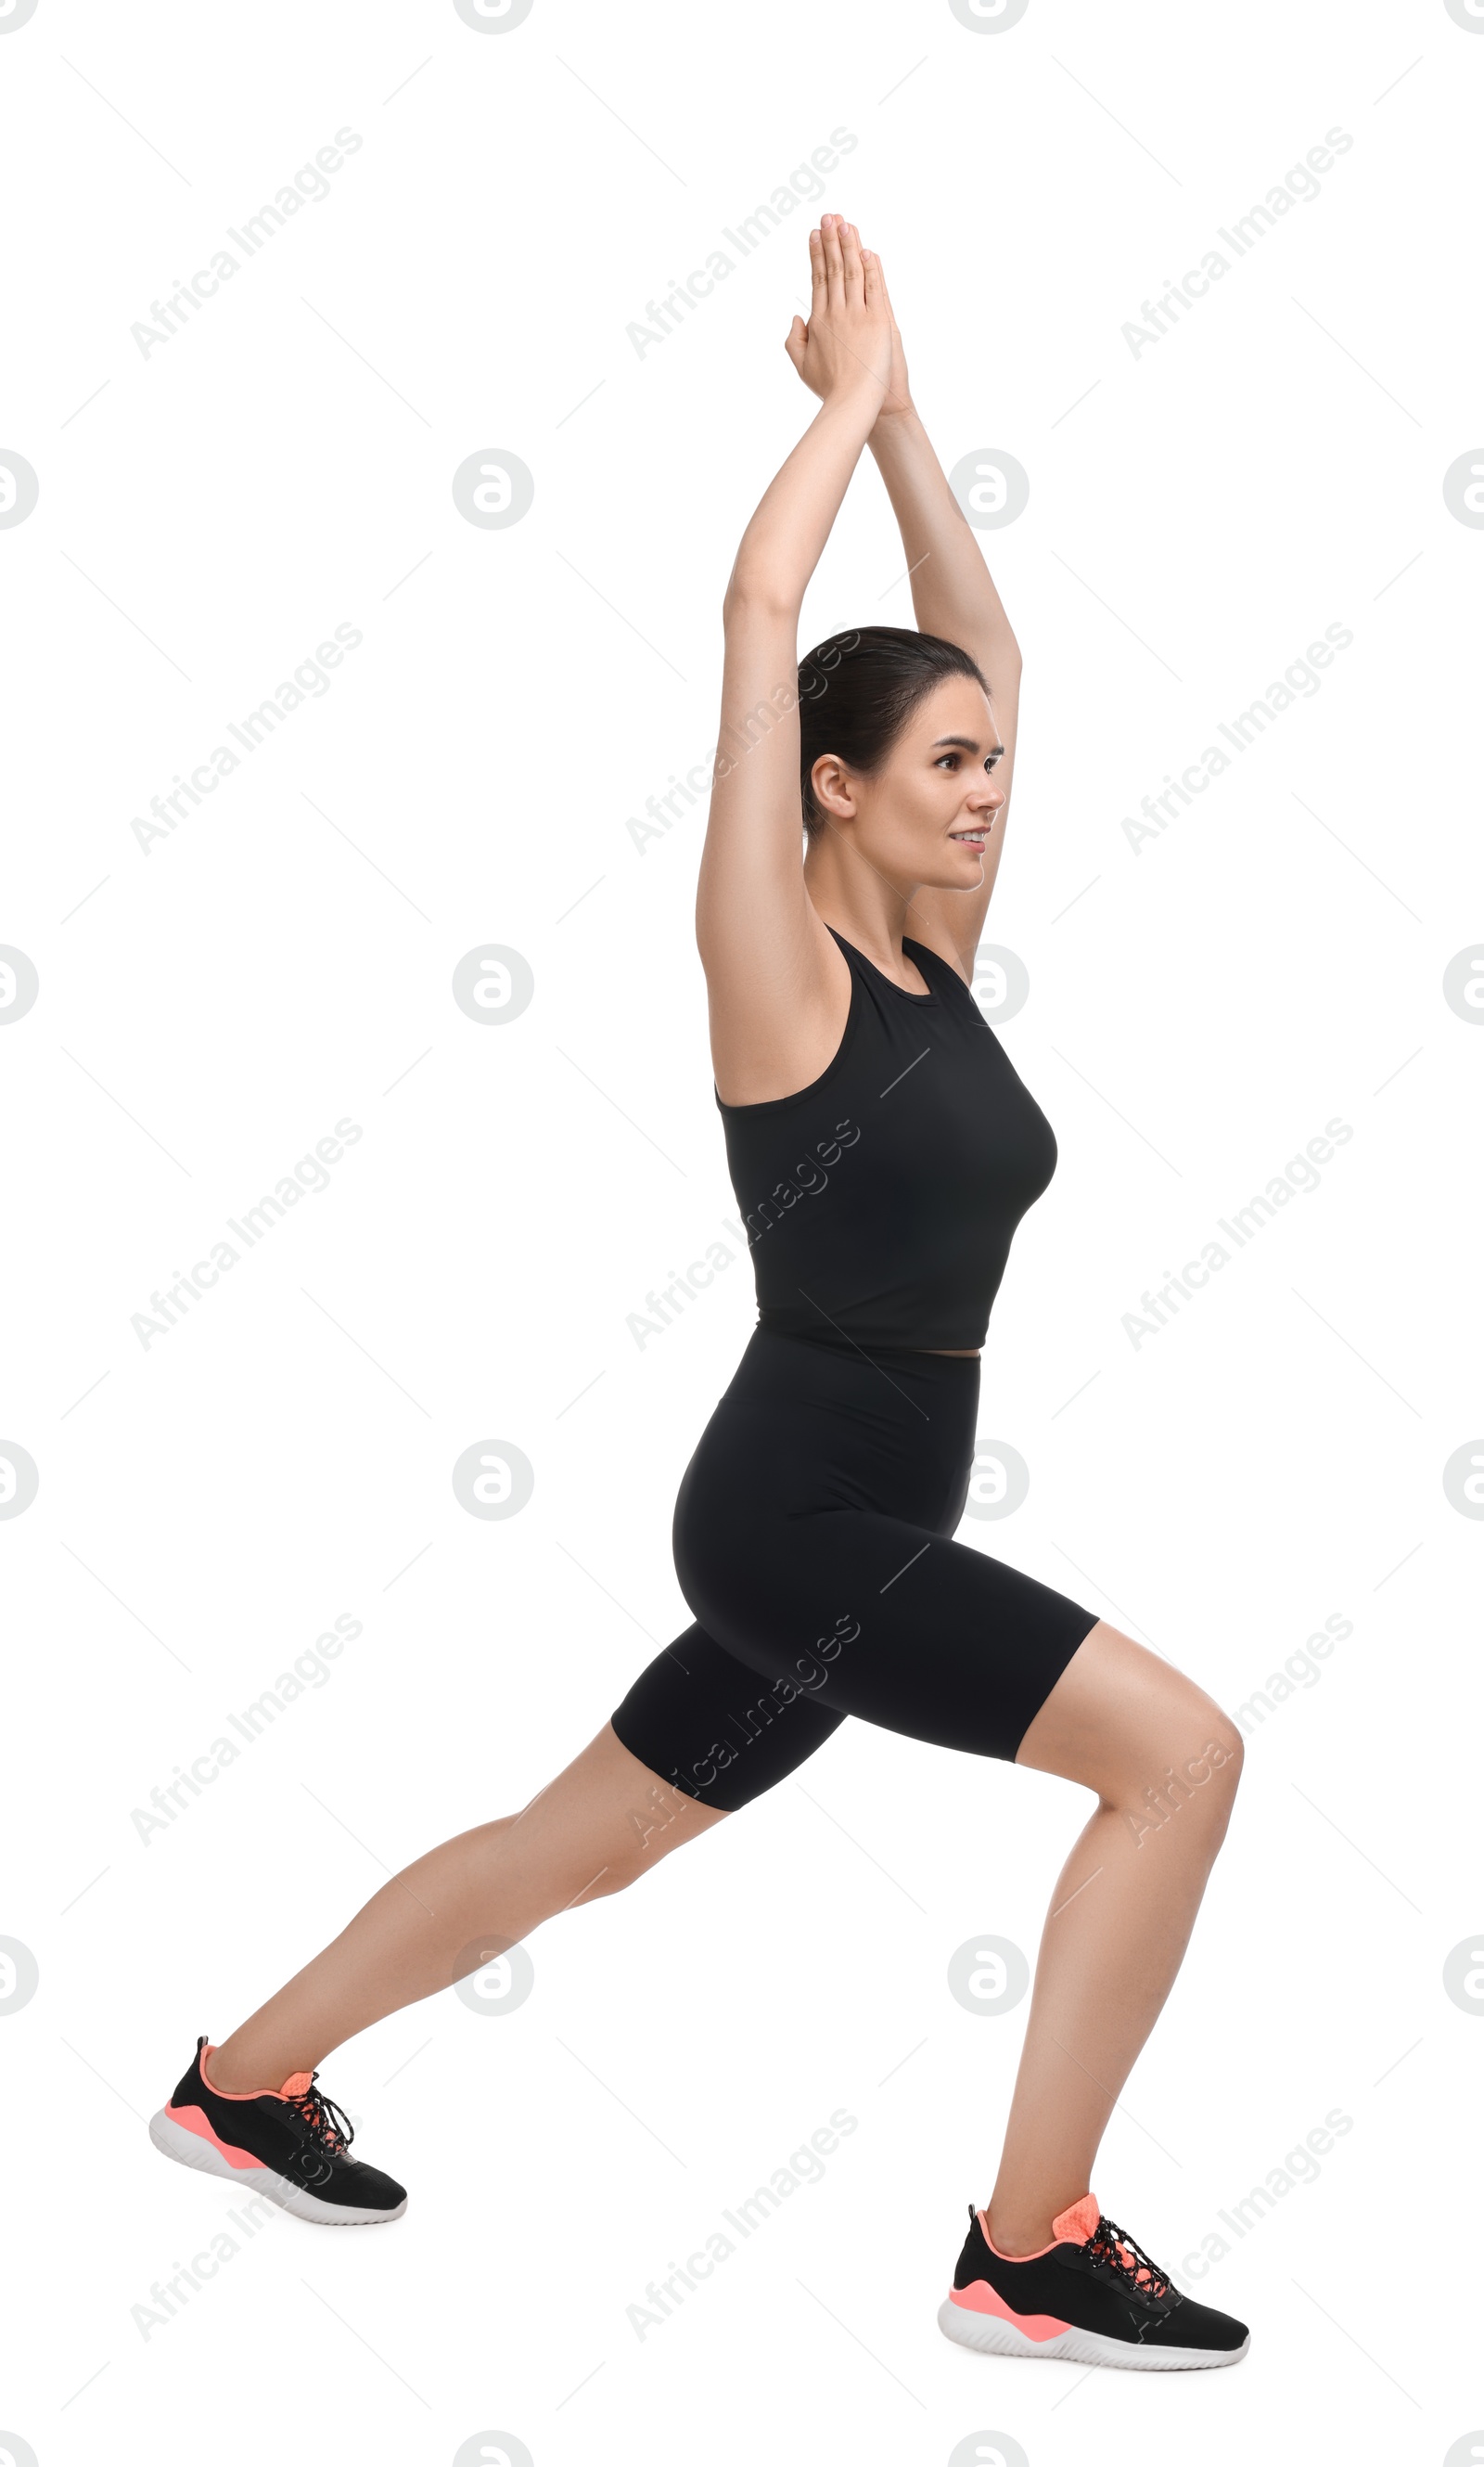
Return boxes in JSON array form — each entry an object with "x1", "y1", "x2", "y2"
[{"x1": 798, "y1": 625, "x2": 989, "y2": 839}]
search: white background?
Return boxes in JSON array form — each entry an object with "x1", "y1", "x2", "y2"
[{"x1": 2, "y1": 0, "x2": 1481, "y2": 2460}]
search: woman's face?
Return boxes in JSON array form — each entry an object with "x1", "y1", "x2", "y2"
[{"x1": 809, "y1": 675, "x2": 1006, "y2": 890}]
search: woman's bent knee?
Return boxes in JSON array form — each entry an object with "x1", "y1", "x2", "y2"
[
  {"x1": 1118, "y1": 1713, "x2": 1242, "y2": 1851},
  {"x1": 1020, "y1": 1625, "x2": 1242, "y2": 1812}
]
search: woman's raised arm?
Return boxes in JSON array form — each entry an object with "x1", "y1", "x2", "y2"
[
  {"x1": 696, "y1": 217, "x2": 891, "y2": 1105},
  {"x1": 864, "y1": 266, "x2": 1024, "y2": 979}
]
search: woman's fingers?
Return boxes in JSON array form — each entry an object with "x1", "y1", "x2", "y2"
[
  {"x1": 819, "y1": 211, "x2": 845, "y2": 304},
  {"x1": 803, "y1": 212, "x2": 890, "y2": 402},
  {"x1": 839, "y1": 218, "x2": 864, "y2": 302}
]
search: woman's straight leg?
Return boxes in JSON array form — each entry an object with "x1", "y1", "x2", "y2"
[{"x1": 208, "y1": 1720, "x2": 729, "y2": 2092}]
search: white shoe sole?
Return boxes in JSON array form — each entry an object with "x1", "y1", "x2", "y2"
[
  {"x1": 938, "y1": 2295, "x2": 1248, "y2": 2371},
  {"x1": 148, "y1": 2109, "x2": 407, "y2": 2226}
]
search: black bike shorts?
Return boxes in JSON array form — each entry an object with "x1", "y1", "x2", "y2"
[{"x1": 609, "y1": 1327, "x2": 1102, "y2": 1813}]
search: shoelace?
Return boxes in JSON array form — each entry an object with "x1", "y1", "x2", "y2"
[
  {"x1": 285, "y1": 2075, "x2": 354, "y2": 2155},
  {"x1": 1085, "y1": 2216, "x2": 1171, "y2": 2302}
]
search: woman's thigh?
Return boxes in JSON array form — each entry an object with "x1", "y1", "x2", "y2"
[
  {"x1": 613, "y1": 1512, "x2": 1100, "y2": 1812},
  {"x1": 610, "y1": 1620, "x2": 847, "y2": 1811},
  {"x1": 681, "y1": 1501, "x2": 1100, "y2": 1765}
]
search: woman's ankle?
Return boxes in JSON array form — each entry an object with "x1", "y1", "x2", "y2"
[
  {"x1": 981, "y1": 2202, "x2": 1056, "y2": 2258},
  {"x1": 204, "y1": 2036, "x2": 295, "y2": 2096},
  {"x1": 984, "y1": 2175, "x2": 1102, "y2": 2256}
]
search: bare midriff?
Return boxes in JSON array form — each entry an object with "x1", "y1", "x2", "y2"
[{"x1": 917, "y1": 1347, "x2": 980, "y2": 1358}]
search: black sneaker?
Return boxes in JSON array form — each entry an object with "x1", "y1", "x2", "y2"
[
  {"x1": 148, "y1": 2036, "x2": 407, "y2": 2226},
  {"x1": 939, "y1": 2192, "x2": 1248, "y2": 2370}
]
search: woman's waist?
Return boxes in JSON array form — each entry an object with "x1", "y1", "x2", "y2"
[
  {"x1": 752, "y1": 1305, "x2": 986, "y2": 1366},
  {"x1": 683, "y1": 1328, "x2": 980, "y2": 1535},
  {"x1": 727, "y1": 1318, "x2": 982, "y2": 1423}
]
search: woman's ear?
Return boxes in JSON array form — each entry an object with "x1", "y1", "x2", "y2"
[{"x1": 810, "y1": 755, "x2": 856, "y2": 823}]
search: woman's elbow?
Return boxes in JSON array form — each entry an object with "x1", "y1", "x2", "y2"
[{"x1": 723, "y1": 570, "x2": 799, "y2": 627}]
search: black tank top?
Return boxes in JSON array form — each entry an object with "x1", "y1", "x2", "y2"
[{"x1": 716, "y1": 925, "x2": 1058, "y2": 1355}]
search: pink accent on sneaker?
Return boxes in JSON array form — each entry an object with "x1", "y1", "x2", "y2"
[
  {"x1": 1052, "y1": 2192, "x2": 1101, "y2": 2244},
  {"x1": 976, "y1": 2191, "x2": 1101, "y2": 2260},
  {"x1": 164, "y1": 2101, "x2": 270, "y2": 2173},
  {"x1": 949, "y1": 2279, "x2": 1072, "y2": 2342}
]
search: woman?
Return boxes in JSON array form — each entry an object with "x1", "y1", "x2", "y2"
[{"x1": 151, "y1": 216, "x2": 1248, "y2": 2372}]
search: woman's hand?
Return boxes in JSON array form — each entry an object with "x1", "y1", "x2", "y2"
[
  {"x1": 784, "y1": 213, "x2": 894, "y2": 415},
  {"x1": 873, "y1": 251, "x2": 914, "y2": 422}
]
